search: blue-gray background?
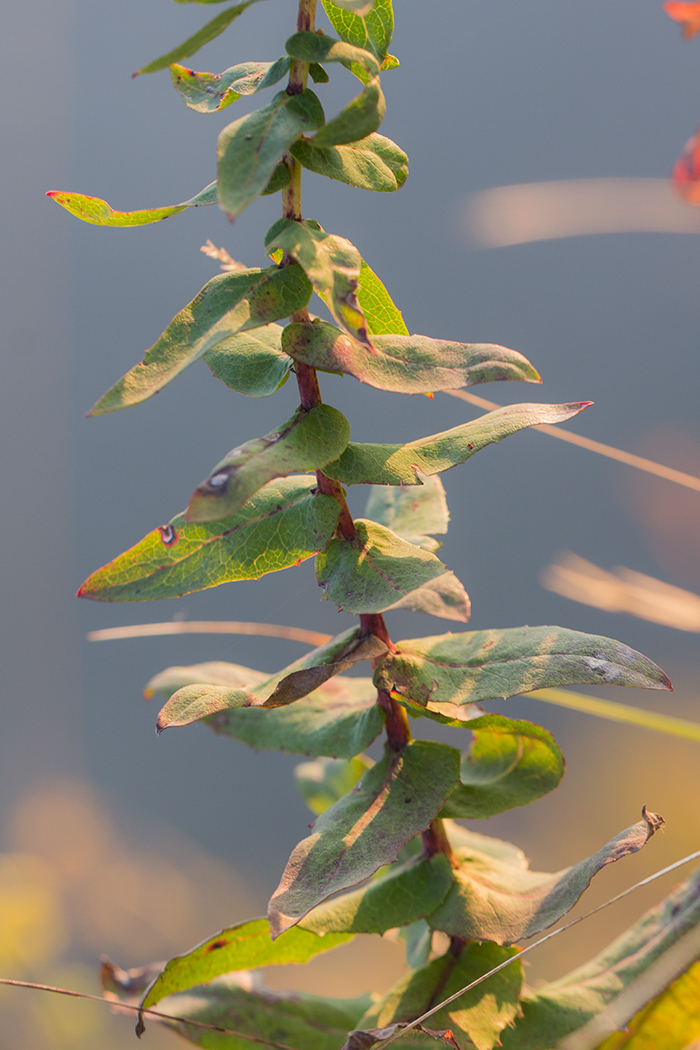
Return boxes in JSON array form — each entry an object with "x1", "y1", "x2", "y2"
[{"x1": 3, "y1": 0, "x2": 700, "y2": 1006}]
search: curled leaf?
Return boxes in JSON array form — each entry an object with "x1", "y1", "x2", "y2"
[
  {"x1": 46, "y1": 181, "x2": 217, "y2": 227},
  {"x1": 170, "y1": 56, "x2": 290, "y2": 113}
]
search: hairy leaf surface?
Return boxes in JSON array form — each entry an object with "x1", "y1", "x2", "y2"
[
  {"x1": 359, "y1": 941, "x2": 523, "y2": 1050},
  {"x1": 145, "y1": 660, "x2": 268, "y2": 700},
  {"x1": 382, "y1": 571, "x2": 471, "y2": 622},
  {"x1": 268, "y1": 740, "x2": 460, "y2": 936},
  {"x1": 188, "y1": 405, "x2": 350, "y2": 521},
  {"x1": 325, "y1": 402, "x2": 590, "y2": 486},
  {"x1": 266, "y1": 219, "x2": 371, "y2": 349},
  {"x1": 142, "y1": 917, "x2": 352, "y2": 1010},
  {"x1": 90, "y1": 265, "x2": 311, "y2": 414},
  {"x1": 428, "y1": 808, "x2": 663, "y2": 944},
  {"x1": 316, "y1": 519, "x2": 449, "y2": 614},
  {"x1": 282, "y1": 321, "x2": 541, "y2": 397},
  {"x1": 300, "y1": 853, "x2": 453, "y2": 934},
  {"x1": 374, "y1": 626, "x2": 672, "y2": 708},
  {"x1": 46, "y1": 181, "x2": 217, "y2": 227},
  {"x1": 203, "y1": 323, "x2": 291, "y2": 396},
  {"x1": 170, "y1": 57, "x2": 290, "y2": 112},
  {"x1": 218, "y1": 90, "x2": 324, "y2": 218},
  {"x1": 440, "y1": 715, "x2": 565, "y2": 819},
  {"x1": 135, "y1": 1, "x2": 267, "y2": 75},
  {"x1": 322, "y1": 0, "x2": 394, "y2": 80},
  {"x1": 295, "y1": 755, "x2": 373, "y2": 815},
  {"x1": 78, "y1": 477, "x2": 339, "y2": 602},
  {"x1": 291, "y1": 133, "x2": 408, "y2": 193}
]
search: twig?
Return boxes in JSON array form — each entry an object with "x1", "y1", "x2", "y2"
[
  {"x1": 88, "y1": 621, "x2": 333, "y2": 645},
  {"x1": 376, "y1": 847, "x2": 700, "y2": 1048},
  {"x1": 445, "y1": 389, "x2": 700, "y2": 493}
]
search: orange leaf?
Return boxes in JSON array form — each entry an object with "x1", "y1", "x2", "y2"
[
  {"x1": 664, "y1": 1, "x2": 700, "y2": 39},
  {"x1": 672, "y1": 126, "x2": 700, "y2": 203}
]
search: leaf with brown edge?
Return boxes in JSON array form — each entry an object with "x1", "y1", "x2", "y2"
[
  {"x1": 427, "y1": 808, "x2": 664, "y2": 945},
  {"x1": 340, "y1": 1023, "x2": 461, "y2": 1050},
  {"x1": 267, "y1": 739, "x2": 461, "y2": 937},
  {"x1": 281, "y1": 321, "x2": 540, "y2": 397},
  {"x1": 373, "y1": 625, "x2": 672, "y2": 709}
]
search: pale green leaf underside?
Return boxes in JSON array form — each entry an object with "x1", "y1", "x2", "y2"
[
  {"x1": 440, "y1": 714, "x2": 564, "y2": 820},
  {"x1": 46, "y1": 180, "x2": 217, "y2": 227},
  {"x1": 268, "y1": 740, "x2": 461, "y2": 936},
  {"x1": 295, "y1": 754, "x2": 373, "y2": 815},
  {"x1": 78, "y1": 476, "x2": 340, "y2": 603},
  {"x1": 90, "y1": 265, "x2": 311, "y2": 415},
  {"x1": 170, "y1": 56, "x2": 290, "y2": 112},
  {"x1": 135, "y1": 1, "x2": 267, "y2": 75},
  {"x1": 203, "y1": 322, "x2": 291, "y2": 396},
  {"x1": 324, "y1": 402, "x2": 590, "y2": 485},
  {"x1": 187, "y1": 404, "x2": 350, "y2": 521},
  {"x1": 316, "y1": 518, "x2": 449, "y2": 614},
  {"x1": 428, "y1": 810, "x2": 661, "y2": 945},
  {"x1": 291, "y1": 133, "x2": 408, "y2": 193},
  {"x1": 217, "y1": 90, "x2": 324, "y2": 219},
  {"x1": 375, "y1": 625, "x2": 672, "y2": 708},
  {"x1": 281, "y1": 321, "x2": 541, "y2": 397},
  {"x1": 142, "y1": 917, "x2": 352, "y2": 1010}
]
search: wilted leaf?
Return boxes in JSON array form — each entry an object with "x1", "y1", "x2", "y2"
[
  {"x1": 427, "y1": 808, "x2": 663, "y2": 944},
  {"x1": 207, "y1": 675, "x2": 384, "y2": 758},
  {"x1": 268, "y1": 740, "x2": 461, "y2": 936},
  {"x1": 203, "y1": 323, "x2": 292, "y2": 396},
  {"x1": 374, "y1": 625, "x2": 672, "y2": 708},
  {"x1": 266, "y1": 220, "x2": 371, "y2": 349},
  {"x1": 46, "y1": 180, "x2": 217, "y2": 227},
  {"x1": 364, "y1": 474, "x2": 449, "y2": 545},
  {"x1": 285, "y1": 30, "x2": 379, "y2": 79},
  {"x1": 672, "y1": 124, "x2": 700, "y2": 204},
  {"x1": 295, "y1": 754, "x2": 373, "y2": 815},
  {"x1": 134, "y1": 1, "x2": 267, "y2": 75},
  {"x1": 78, "y1": 476, "x2": 340, "y2": 602},
  {"x1": 315, "y1": 519, "x2": 449, "y2": 614},
  {"x1": 299, "y1": 853, "x2": 454, "y2": 934},
  {"x1": 440, "y1": 715, "x2": 564, "y2": 819},
  {"x1": 313, "y1": 77, "x2": 386, "y2": 147},
  {"x1": 322, "y1": 0, "x2": 394, "y2": 81},
  {"x1": 360, "y1": 940, "x2": 523, "y2": 1050},
  {"x1": 218, "y1": 90, "x2": 324, "y2": 219},
  {"x1": 90, "y1": 265, "x2": 311, "y2": 414},
  {"x1": 356, "y1": 257, "x2": 408, "y2": 334},
  {"x1": 170, "y1": 57, "x2": 290, "y2": 113},
  {"x1": 281, "y1": 322, "x2": 541, "y2": 398},
  {"x1": 664, "y1": 1, "x2": 700, "y2": 39},
  {"x1": 500, "y1": 864, "x2": 700, "y2": 1049},
  {"x1": 325, "y1": 402, "x2": 589, "y2": 486},
  {"x1": 187, "y1": 404, "x2": 350, "y2": 521},
  {"x1": 142, "y1": 918, "x2": 352, "y2": 1011},
  {"x1": 291, "y1": 133, "x2": 408, "y2": 193}
]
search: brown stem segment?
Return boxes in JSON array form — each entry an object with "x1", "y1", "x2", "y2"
[
  {"x1": 421, "y1": 817, "x2": 455, "y2": 864},
  {"x1": 376, "y1": 688, "x2": 411, "y2": 751}
]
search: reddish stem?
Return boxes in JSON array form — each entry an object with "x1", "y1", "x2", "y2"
[
  {"x1": 421, "y1": 818, "x2": 455, "y2": 864},
  {"x1": 376, "y1": 688, "x2": 411, "y2": 751}
]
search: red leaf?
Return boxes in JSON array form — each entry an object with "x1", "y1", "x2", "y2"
[{"x1": 664, "y1": 1, "x2": 700, "y2": 39}]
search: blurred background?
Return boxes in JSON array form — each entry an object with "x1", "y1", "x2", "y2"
[{"x1": 3, "y1": 0, "x2": 700, "y2": 1044}]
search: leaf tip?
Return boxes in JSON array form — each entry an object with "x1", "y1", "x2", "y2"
[{"x1": 642, "y1": 804, "x2": 665, "y2": 835}]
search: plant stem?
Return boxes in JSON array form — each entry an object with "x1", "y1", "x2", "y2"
[
  {"x1": 376, "y1": 688, "x2": 411, "y2": 750},
  {"x1": 421, "y1": 818, "x2": 455, "y2": 864}
]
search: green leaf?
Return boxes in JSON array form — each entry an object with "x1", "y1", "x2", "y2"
[
  {"x1": 295, "y1": 754, "x2": 373, "y2": 815},
  {"x1": 321, "y1": 0, "x2": 394, "y2": 81},
  {"x1": 268, "y1": 740, "x2": 461, "y2": 936},
  {"x1": 313, "y1": 77, "x2": 385, "y2": 147},
  {"x1": 359, "y1": 941, "x2": 523, "y2": 1050},
  {"x1": 328, "y1": 0, "x2": 375, "y2": 14},
  {"x1": 170, "y1": 57, "x2": 290, "y2": 113},
  {"x1": 266, "y1": 219, "x2": 371, "y2": 349},
  {"x1": 142, "y1": 917, "x2": 353, "y2": 1011},
  {"x1": 300, "y1": 853, "x2": 453, "y2": 935},
  {"x1": 187, "y1": 404, "x2": 351, "y2": 522},
  {"x1": 428, "y1": 808, "x2": 663, "y2": 945},
  {"x1": 206, "y1": 675, "x2": 384, "y2": 758},
  {"x1": 309, "y1": 62, "x2": 330, "y2": 83},
  {"x1": 134, "y1": 1, "x2": 267, "y2": 75},
  {"x1": 381, "y1": 571, "x2": 471, "y2": 623},
  {"x1": 440, "y1": 715, "x2": 564, "y2": 820},
  {"x1": 499, "y1": 865, "x2": 700, "y2": 1049},
  {"x1": 77, "y1": 476, "x2": 340, "y2": 603},
  {"x1": 285, "y1": 31, "x2": 379, "y2": 78},
  {"x1": 89, "y1": 265, "x2": 311, "y2": 415},
  {"x1": 356, "y1": 257, "x2": 408, "y2": 334},
  {"x1": 281, "y1": 322, "x2": 542, "y2": 399},
  {"x1": 46, "y1": 180, "x2": 217, "y2": 227},
  {"x1": 399, "y1": 920, "x2": 433, "y2": 970},
  {"x1": 325, "y1": 402, "x2": 592, "y2": 485},
  {"x1": 203, "y1": 323, "x2": 292, "y2": 397},
  {"x1": 315, "y1": 519, "x2": 450, "y2": 614},
  {"x1": 291, "y1": 133, "x2": 408, "y2": 193},
  {"x1": 217, "y1": 90, "x2": 325, "y2": 219},
  {"x1": 145, "y1": 660, "x2": 267, "y2": 700},
  {"x1": 373, "y1": 626, "x2": 673, "y2": 710},
  {"x1": 364, "y1": 474, "x2": 449, "y2": 545}
]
